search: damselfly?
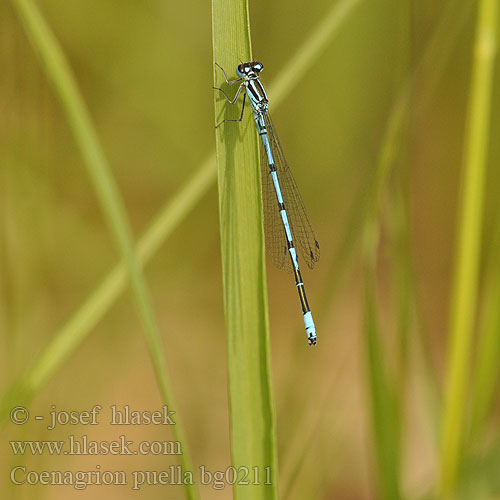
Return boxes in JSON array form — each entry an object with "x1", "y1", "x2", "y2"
[{"x1": 214, "y1": 61, "x2": 320, "y2": 346}]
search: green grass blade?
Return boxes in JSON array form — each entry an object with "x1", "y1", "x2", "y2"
[
  {"x1": 8, "y1": 1, "x2": 199, "y2": 499},
  {"x1": 437, "y1": 0, "x2": 499, "y2": 497},
  {"x1": 212, "y1": 1, "x2": 277, "y2": 499}
]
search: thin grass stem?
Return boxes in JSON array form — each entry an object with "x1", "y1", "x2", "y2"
[
  {"x1": 437, "y1": 0, "x2": 498, "y2": 497},
  {"x1": 8, "y1": 1, "x2": 199, "y2": 498}
]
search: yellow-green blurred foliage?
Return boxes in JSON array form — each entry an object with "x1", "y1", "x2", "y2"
[{"x1": 1, "y1": 0, "x2": 500, "y2": 499}]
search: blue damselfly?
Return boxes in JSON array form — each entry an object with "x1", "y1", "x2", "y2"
[{"x1": 214, "y1": 61, "x2": 320, "y2": 346}]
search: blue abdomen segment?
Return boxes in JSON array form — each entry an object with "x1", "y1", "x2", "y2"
[
  {"x1": 272, "y1": 172, "x2": 284, "y2": 204},
  {"x1": 303, "y1": 311, "x2": 317, "y2": 345},
  {"x1": 256, "y1": 117, "x2": 275, "y2": 166},
  {"x1": 289, "y1": 245, "x2": 299, "y2": 271},
  {"x1": 280, "y1": 209, "x2": 293, "y2": 243}
]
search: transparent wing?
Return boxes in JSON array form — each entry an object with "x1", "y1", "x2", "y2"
[
  {"x1": 260, "y1": 140, "x2": 291, "y2": 271},
  {"x1": 259, "y1": 112, "x2": 320, "y2": 272}
]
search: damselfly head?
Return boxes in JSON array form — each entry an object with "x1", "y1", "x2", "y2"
[{"x1": 236, "y1": 61, "x2": 264, "y2": 77}]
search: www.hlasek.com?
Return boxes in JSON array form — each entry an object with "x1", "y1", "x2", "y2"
[
  {"x1": 10, "y1": 465, "x2": 273, "y2": 490},
  {"x1": 10, "y1": 435, "x2": 182, "y2": 456}
]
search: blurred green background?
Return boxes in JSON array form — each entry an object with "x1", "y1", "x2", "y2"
[{"x1": 1, "y1": 0, "x2": 500, "y2": 498}]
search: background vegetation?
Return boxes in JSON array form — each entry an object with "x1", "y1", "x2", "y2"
[{"x1": 1, "y1": 0, "x2": 500, "y2": 498}]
